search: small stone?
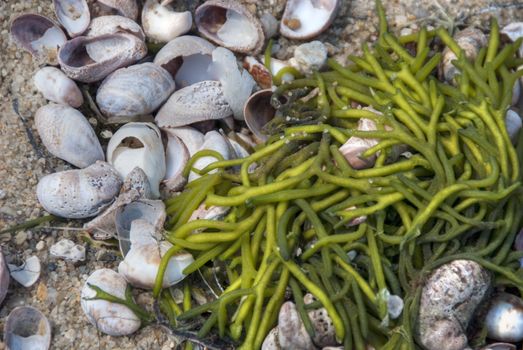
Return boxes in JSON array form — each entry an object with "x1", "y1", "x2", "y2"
[
  {"x1": 100, "y1": 130, "x2": 113, "y2": 139},
  {"x1": 36, "y1": 240, "x2": 45, "y2": 251},
  {"x1": 50, "y1": 239, "x2": 86, "y2": 262},
  {"x1": 14, "y1": 231, "x2": 28, "y2": 245},
  {"x1": 290, "y1": 41, "x2": 328, "y2": 75},
  {"x1": 0, "y1": 189, "x2": 6, "y2": 200},
  {"x1": 36, "y1": 282, "x2": 48, "y2": 301}
]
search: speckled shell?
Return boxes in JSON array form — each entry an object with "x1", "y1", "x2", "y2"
[
  {"x1": 10, "y1": 14, "x2": 67, "y2": 65},
  {"x1": 280, "y1": 0, "x2": 339, "y2": 40},
  {"x1": 485, "y1": 293, "x2": 523, "y2": 342},
  {"x1": 34, "y1": 67, "x2": 84, "y2": 107},
  {"x1": 35, "y1": 103, "x2": 104, "y2": 168},
  {"x1": 277, "y1": 301, "x2": 316, "y2": 350},
  {"x1": 81, "y1": 269, "x2": 141, "y2": 336},
  {"x1": 142, "y1": 0, "x2": 192, "y2": 43},
  {"x1": 58, "y1": 33, "x2": 147, "y2": 83},
  {"x1": 53, "y1": 0, "x2": 90, "y2": 37},
  {"x1": 36, "y1": 161, "x2": 122, "y2": 219},
  {"x1": 0, "y1": 251, "x2": 9, "y2": 306},
  {"x1": 195, "y1": 0, "x2": 265, "y2": 54},
  {"x1": 156, "y1": 80, "x2": 232, "y2": 127},
  {"x1": 96, "y1": 63, "x2": 175, "y2": 121},
  {"x1": 303, "y1": 293, "x2": 337, "y2": 347},
  {"x1": 93, "y1": 0, "x2": 139, "y2": 21},
  {"x1": 85, "y1": 15, "x2": 145, "y2": 40},
  {"x1": 4, "y1": 306, "x2": 51, "y2": 350}
]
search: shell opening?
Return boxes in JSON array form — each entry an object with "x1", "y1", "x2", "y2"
[
  {"x1": 175, "y1": 54, "x2": 215, "y2": 88},
  {"x1": 120, "y1": 137, "x2": 145, "y2": 149}
]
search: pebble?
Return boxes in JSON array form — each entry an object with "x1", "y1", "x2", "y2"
[
  {"x1": 289, "y1": 41, "x2": 328, "y2": 75},
  {"x1": 0, "y1": 189, "x2": 6, "y2": 200},
  {"x1": 50, "y1": 239, "x2": 86, "y2": 262},
  {"x1": 14, "y1": 230, "x2": 28, "y2": 245},
  {"x1": 36, "y1": 240, "x2": 45, "y2": 251}
]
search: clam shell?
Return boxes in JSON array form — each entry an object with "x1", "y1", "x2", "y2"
[
  {"x1": 53, "y1": 0, "x2": 90, "y2": 37},
  {"x1": 34, "y1": 67, "x2": 84, "y2": 108},
  {"x1": 163, "y1": 129, "x2": 189, "y2": 192},
  {"x1": 7, "y1": 256, "x2": 41, "y2": 288},
  {"x1": 261, "y1": 327, "x2": 280, "y2": 350},
  {"x1": 81, "y1": 269, "x2": 141, "y2": 336},
  {"x1": 277, "y1": 301, "x2": 316, "y2": 350},
  {"x1": 155, "y1": 80, "x2": 232, "y2": 127},
  {"x1": 244, "y1": 89, "x2": 276, "y2": 142},
  {"x1": 153, "y1": 35, "x2": 216, "y2": 87},
  {"x1": 35, "y1": 103, "x2": 103, "y2": 168},
  {"x1": 243, "y1": 56, "x2": 272, "y2": 89},
  {"x1": 0, "y1": 251, "x2": 9, "y2": 305},
  {"x1": 189, "y1": 130, "x2": 232, "y2": 181},
  {"x1": 93, "y1": 0, "x2": 139, "y2": 21},
  {"x1": 280, "y1": 0, "x2": 339, "y2": 40},
  {"x1": 58, "y1": 33, "x2": 147, "y2": 83},
  {"x1": 106, "y1": 122, "x2": 166, "y2": 198},
  {"x1": 36, "y1": 161, "x2": 122, "y2": 219},
  {"x1": 96, "y1": 63, "x2": 175, "y2": 121},
  {"x1": 85, "y1": 15, "x2": 145, "y2": 40},
  {"x1": 195, "y1": 0, "x2": 265, "y2": 54},
  {"x1": 4, "y1": 306, "x2": 51, "y2": 350},
  {"x1": 486, "y1": 293, "x2": 523, "y2": 342},
  {"x1": 142, "y1": 0, "x2": 192, "y2": 43},
  {"x1": 10, "y1": 14, "x2": 67, "y2": 65}
]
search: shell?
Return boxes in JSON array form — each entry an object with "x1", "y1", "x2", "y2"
[
  {"x1": 53, "y1": 0, "x2": 90, "y2": 37},
  {"x1": 244, "y1": 89, "x2": 276, "y2": 142},
  {"x1": 10, "y1": 14, "x2": 67, "y2": 65},
  {"x1": 243, "y1": 56, "x2": 272, "y2": 89},
  {"x1": 277, "y1": 301, "x2": 316, "y2": 350},
  {"x1": 7, "y1": 256, "x2": 41, "y2": 288},
  {"x1": 188, "y1": 203, "x2": 230, "y2": 222},
  {"x1": 81, "y1": 269, "x2": 141, "y2": 336},
  {"x1": 85, "y1": 15, "x2": 145, "y2": 40},
  {"x1": 92, "y1": 0, "x2": 139, "y2": 21},
  {"x1": 163, "y1": 129, "x2": 189, "y2": 192},
  {"x1": 0, "y1": 251, "x2": 9, "y2": 305},
  {"x1": 4, "y1": 306, "x2": 51, "y2": 350},
  {"x1": 339, "y1": 117, "x2": 380, "y2": 169},
  {"x1": 280, "y1": 0, "x2": 339, "y2": 40},
  {"x1": 195, "y1": 0, "x2": 265, "y2": 54},
  {"x1": 36, "y1": 161, "x2": 122, "y2": 219},
  {"x1": 261, "y1": 327, "x2": 280, "y2": 350},
  {"x1": 164, "y1": 127, "x2": 205, "y2": 155},
  {"x1": 512, "y1": 79, "x2": 521, "y2": 107},
  {"x1": 416, "y1": 259, "x2": 491, "y2": 350},
  {"x1": 480, "y1": 343, "x2": 517, "y2": 350},
  {"x1": 153, "y1": 35, "x2": 216, "y2": 88},
  {"x1": 50, "y1": 239, "x2": 86, "y2": 262},
  {"x1": 486, "y1": 293, "x2": 523, "y2": 342},
  {"x1": 118, "y1": 219, "x2": 194, "y2": 289},
  {"x1": 107, "y1": 122, "x2": 166, "y2": 198},
  {"x1": 115, "y1": 199, "x2": 166, "y2": 256},
  {"x1": 58, "y1": 33, "x2": 147, "y2": 83},
  {"x1": 34, "y1": 67, "x2": 83, "y2": 108},
  {"x1": 501, "y1": 22, "x2": 523, "y2": 58},
  {"x1": 505, "y1": 109, "x2": 522, "y2": 144},
  {"x1": 189, "y1": 130, "x2": 232, "y2": 181},
  {"x1": 35, "y1": 103, "x2": 104, "y2": 168},
  {"x1": 303, "y1": 293, "x2": 337, "y2": 348},
  {"x1": 96, "y1": 63, "x2": 175, "y2": 121},
  {"x1": 142, "y1": 0, "x2": 192, "y2": 43},
  {"x1": 155, "y1": 80, "x2": 232, "y2": 127}
]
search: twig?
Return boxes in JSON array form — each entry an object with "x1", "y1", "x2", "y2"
[{"x1": 0, "y1": 214, "x2": 57, "y2": 235}]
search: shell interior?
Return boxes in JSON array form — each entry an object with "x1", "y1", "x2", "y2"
[
  {"x1": 4, "y1": 307, "x2": 51, "y2": 350},
  {"x1": 54, "y1": 0, "x2": 90, "y2": 36},
  {"x1": 198, "y1": 6, "x2": 258, "y2": 48},
  {"x1": 7, "y1": 256, "x2": 41, "y2": 288},
  {"x1": 282, "y1": 0, "x2": 336, "y2": 38},
  {"x1": 175, "y1": 54, "x2": 215, "y2": 88},
  {"x1": 244, "y1": 89, "x2": 276, "y2": 141}
]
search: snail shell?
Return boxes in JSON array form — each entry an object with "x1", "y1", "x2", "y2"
[
  {"x1": 195, "y1": 0, "x2": 265, "y2": 54},
  {"x1": 4, "y1": 306, "x2": 51, "y2": 350},
  {"x1": 92, "y1": 0, "x2": 139, "y2": 21},
  {"x1": 85, "y1": 15, "x2": 145, "y2": 40},
  {"x1": 96, "y1": 63, "x2": 175, "y2": 121},
  {"x1": 36, "y1": 161, "x2": 122, "y2": 219},
  {"x1": 485, "y1": 293, "x2": 523, "y2": 342},
  {"x1": 106, "y1": 122, "x2": 166, "y2": 198},
  {"x1": 34, "y1": 67, "x2": 84, "y2": 108},
  {"x1": 35, "y1": 103, "x2": 104, "y2": 168},
  {"x1": 280, "y1": 0, "x2": 339, "y2": 40},
  {"x1": 142, "y1": 0, "x2": 192, "y2": 43},
  {"x1": 10, "y1": 14, "x2": 67, "y2": 65},
  {"x1": 339, "y1": 117, "x2": 380, "y2": 169},
  {"x1": 58, "y1": 33, "x2": 147, "y2": 83},
  {"x1": 81, "y1": 269, "x2": 141, "y2": 336},
  {"x1": 53, "y1": 0, "x2": 90, "y2": 37}
]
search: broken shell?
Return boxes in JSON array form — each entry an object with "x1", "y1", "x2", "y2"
[
  {"x1": 244, "y1": 89, "x2": 276, "y2": 142},
  {"x1": 505, "y1": 109, "x2": 522, "y2": 144},
  {"x1": 50, "y1": 239, "x2": 86, "y2": 262},
  {"x1": 85, "y1": 15, "x2": 145, "y2": 40},
  {"x1": 280, "y1": 0, "x2": 339, "y2": 40},
  {"x1": 115, "y1": 199, "x2": 166, "y2": 256},
  {"x1": 188, "y1": 203, "x2": 230, "y2": 222},
  {"x1": 10, "y1": 14, "x2": 67, "y2": 65},
  {"x1": 4, "y1": 306, "x2": 51, "y2": 350},
  {"x1": 243, "y1": 56, "x2": 272, "y2": 89},
  {"x1": 339, "y1": 117, "x2": 380, "y2": 169},
  {"x1": 156, "y1": 80, "x2": 232, "y2": 128},
  {"x1": 486, "y1": 293, "x2": 523, "y2": 342},
  {"x1": 96, "y1": 63, "x2": 175, "y2": 121},
  {"x1": 163, "y1": 129, "x2": 189, "y2": 192},
  {"x1": 163, "y1": 126, "x2": 205, "y2": 156},
  {"x1": 81, "y1": 269, "x2": 141, "y2": 336},
  {"x1": 92, "y1": 0, "x2": 139, "y2": 21},
  {"x1": 107, "y1": 122, "x2": 166, "y2": 198},
  {"x1": 53, "y1": 0, "x2": 90, "y2": 37},
  {"x1": 58, "y1": 33, "x2": 147, "y2": 83},
  {"x1": 416, "y1": 259, "x2": 491, "y2": 350},
  {"x1": 195, "y1": 0, "x2": 265, "y2": 54},
  {"x1": 35, "y1": 103, "x2": 104, "y2": 168},
  {"x1": 480, "y1": 343, "x2": 517, "y2": 350},
  {"x1": 260, "y1": 13, "x2": 279, "y2": 39},
  {"x1": 36, "y1": 161, "x2": 122, "y2": 219},
  {"x1": 277, "y1": 301, "x2": 316, "y2": 350},
  {"x1": 153, "y1": 35, "x2": 216, "y2": 87},
  {"x1": 501, "y1": 22, "x2": 523, "y2": 58},
  {"x1": 118, "y1": 219, "x2": 194, "y2": 289},
  {"x1": 34, "y1": 67, "x2": 84, "y2": 108},
  {"x1": 142, "y1": 0, "x2": 192, "y2": 43},
  {"x1": 8, "y1": 256, "x2": 41, "y2": 288},
  {"x1": 189, "y1": 130, "x2": 232, "y2": 181},
  {"x1": 0, "y1": 251, "x2": 9, "y2": 305},
  {"x1": 228, "y1": 137, "x2": 250, "y2": 159},
  {"x1": 120, "y1": 166, "x2": 153, "y2": 198},
  {"x1": 290, "y1": 40, "x2": 328, "y2": 75}
]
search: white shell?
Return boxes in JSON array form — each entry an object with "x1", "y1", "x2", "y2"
[
  {"x1": 513, "y1": 80, "x2": 521, "y2": 107},
  {"x1": 262, "y1": 327, "x2": 281, "y2": 350},
  {"x1": 505, "y1": 109, "x2": 522, "y2": 144},
  {"x1": 486, "y1": 293, "x2": 523, "y2": 342},
  {"x1": 118, "y1": 220, "x2": 194, "y2": 289},
  {"x1": 53, "y1": 0, "x2": 90, "y2": 37},
  {"x1": 81, "y1": 269, "x2": 141, "y2": 336},
  {"x1": 189, "y1": 130, "x2": 232, "y2": 181},
  {"x1": 188, "y1": 203, "x2": 229, "y2": 222},
  {"x1": 501, "y1": 22, "x2": 523, "y2": 58},
  {"x1": 303, "y1": 293, "x2": 337, "y2": 347},
  {"x1": 280, "y1": 0, "x2": 339, "y2": 40},
  {"x1": 85, "y1": 15, "x2": 145, "y2": 40},
  {"x1": 34, "y1": 67, "x2": 84, "y2": 107},
  {"x1": 107, "y1": 122, "x2": 166, "y2": 198},
  {"x1": 4, "y1": 306, "x2": 51, "y2": 350},
  {"x1": 163, "y1": 129, "x2": 189, "y2": 192},
  {"x1": 96, "y1": 63, "x2": 175, "y2": 121},
  {"x1": 155, "y1": 80, "x2": 232, "y2": 127},
  {"x1": 162, "y1": 126, "x2": 205, "y2": 155},
  {"x1": 290, "y1": 41, "x2": 328, "y2": 75},
  {"x1": 244, "y1": 89, "x2": 276, "y2": 142},
  {"x1": 49, "y1": 239, "x2": 86, "y2": 262},
  {"x1": 8, "y1": 256, "x2": 41, "y2": 288},
  {"x1": 36, "y1": 161, "x2": 122, "y2": 219},
  {"x1": 277, "y1": 301, "x2": 316, "y2": 350},
  {"x1": 0, "y1": 251, "x2": 9, "y2": 305},
  {"x1": 94, "y1": 0, "x2": 139, "y2": 21},
  {"x1": 142, "y1": 0, "x2": 192, "y2": 43},
  {"x1": 35, "y1": 103, "x2": 103, "y2": 168}
]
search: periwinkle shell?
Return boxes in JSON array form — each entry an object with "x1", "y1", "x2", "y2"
[{"x1": 34, "y1": 67, "x2": 84, "y2": 107}]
